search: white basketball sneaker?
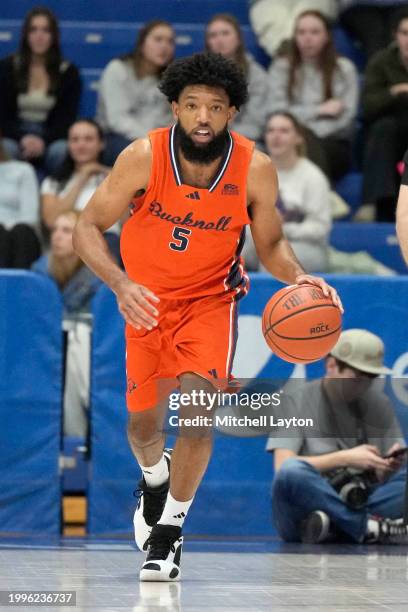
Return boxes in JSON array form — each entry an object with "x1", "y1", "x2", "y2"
[
  {"x1": 140, "y1": 523, "x2": 183, "y2": 582},
  {"x1": 133, "y1": 449, "x2": 172, "y2": 552}
]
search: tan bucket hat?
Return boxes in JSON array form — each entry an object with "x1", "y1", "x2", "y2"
[{"x1": 330, "y1": 329, "x2": 392, "y2": 375}]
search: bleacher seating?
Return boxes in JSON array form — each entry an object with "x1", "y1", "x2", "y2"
[
  {"x1": 0, "y1": 2, "x2": 382, "y2": 231},
  {"x1": 331, "y1": 222, "x2": 405, "y2": 274},
  {"x1": 334, "y1": 172, "x2": 363, "y2": 217},
  {"x1": 0, "y1": 0, "x2": 250, "y2": 24},
  {"x1": 79, "y1": 68, "x2": 101, "y2": 118},
  {"x1": 333, "y1": 26, "x2": 365, "y2": 71},
  {"x1": 0, "y1": 18, "x2": 271, "y2": 117}
]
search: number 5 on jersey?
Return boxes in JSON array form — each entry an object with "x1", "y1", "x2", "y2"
[{"x1": 170, "y1": 226, "x2": 192, "y2": 252}]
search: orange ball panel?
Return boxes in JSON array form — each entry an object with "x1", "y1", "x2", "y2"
[{"x1": 262, "y1": 284, "x2": 342, "y2": 364}]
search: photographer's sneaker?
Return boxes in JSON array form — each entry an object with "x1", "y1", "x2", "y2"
[
  {"x1": 134, "y1": 449, "x2": 172, "y2": 552},
  {"x1": 140, "y1": 524, "x2": 183, "y2": 582},
  {"x1": 300, "y1": 511, "x2": 334, "y2": 544},
  {"x1": 367, "y1": 517, "x2": 408, "y2": 544}
]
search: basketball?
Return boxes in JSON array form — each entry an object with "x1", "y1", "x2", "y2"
[{"x1": 262, "y1": 284, "x2": 342, "y2": 364}]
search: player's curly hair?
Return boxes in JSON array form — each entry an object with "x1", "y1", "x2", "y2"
[{"x1": 159, "y1": 52, "x2": 248, "y2": 110}]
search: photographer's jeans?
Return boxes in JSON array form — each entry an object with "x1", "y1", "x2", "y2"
[{"x1": 272, "y1": 457, "x2": 406, "y2": 542}]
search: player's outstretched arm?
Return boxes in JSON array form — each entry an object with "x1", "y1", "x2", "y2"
[
  {"x1": 73, "y1": 139, "x2": 159, "y2": 330},
  {"x1": 396, "y1": 184, "x2": 408, "y2": 266},
  {"x1": 248, "y1": 150, "x2": 343, "y2": 311}
]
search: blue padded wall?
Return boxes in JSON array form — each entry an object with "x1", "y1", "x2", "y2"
[
  {"x1": 88, "y1": 276, "x2": 408, "y2": 536},
  {"x1": 0, "y1": 272, "x2": 63, "y2": 535},
  {"x1": 87, "y1": 287, "x2": 131, "y2": 535}
]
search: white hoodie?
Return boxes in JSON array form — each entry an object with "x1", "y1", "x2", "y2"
[{"x1": 250, "y1": 0, "x2": 338, "y2": 57}]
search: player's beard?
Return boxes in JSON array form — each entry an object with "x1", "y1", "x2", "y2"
[{"x1": 177, "y1": 123, "x2": 230, "y2": 165}]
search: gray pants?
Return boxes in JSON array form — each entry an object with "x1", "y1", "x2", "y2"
[{"x1": 63, "y1": 320, "x2": 91, "y2": 438}]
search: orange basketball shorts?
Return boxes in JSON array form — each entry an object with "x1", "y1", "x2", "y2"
[{"x1": 125, "y1": 292, "x2": 239, "y2": 412}]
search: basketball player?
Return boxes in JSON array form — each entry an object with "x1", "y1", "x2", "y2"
[
  {"x1": 396, "y1": 150, "x2": 408, "y2": 265},
  {"x1": 73, "y1": 53, "x2": 342, "y2": 581}
]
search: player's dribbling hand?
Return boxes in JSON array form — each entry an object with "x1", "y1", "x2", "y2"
[
  {"x1": 295, "y1": 274, "x2": 344, "y2": 313},
  {"x1": 114, "y1": 278, "x2": 159, "y2": 330}
]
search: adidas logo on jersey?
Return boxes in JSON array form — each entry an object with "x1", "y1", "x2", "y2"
[
  {"x1": 173, "y1": 512, "x2": 186, "y2": 519},
  {"x1": 185, "y1": 191, "x2": 200, "y2": 200}
]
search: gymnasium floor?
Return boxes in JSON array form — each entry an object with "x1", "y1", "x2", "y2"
[{"x1": 0, "y1": 538, "x2": 407, "y2": 611}]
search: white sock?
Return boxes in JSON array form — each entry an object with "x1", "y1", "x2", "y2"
[
  {"x1": 139, "y1": 455, "x2": 169, "y2": 488},
  {"x1": 158, "y1": 492, "x2": 194, "y2": 527},
  {"x1": 366, "y1": 518, "x2": 380, "y2": 541}
]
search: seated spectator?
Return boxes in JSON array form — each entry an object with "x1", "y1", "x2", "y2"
[
  {"x1": 41, "y1": 119, "x2": 120, "y2": 260},
  {"x1": 266, "y1": 10, "x2": 359, "y2": 182},
  {"x1": 0, "y1": 132, "x2": 41, "y2": 268},
  {"x1": 96, "y1": 20, "x2": 175, "y2": 165},
  {"x1": 267, "y1": 329, "x2": 408, "y2": 545},
  {"x1": 205, "y1": 13, "x2": 269, "y2": 141},
  {"x1": 32, "y1": 210, "x2": 101, "y2": 318},
  {"x1": 260, "y1": 111, "x2": 332, "y2": 272},
  {"x1": 249, "y1": 0, "x2": 337, "y2": 59},
  {"x1": 360, "y1": 8, "x2": 408, "y2": 222},
  {"x1": 0, "y1": 6, "x2": 81, "y2": 173},
  {"x1": 339, "y1": 1, "x2": 408, "y2": 60},
  {"x1": 32, "y1": 210, "x2": 102, "y2": 437},
  {"x1": 241, "y1": 115, "x2": 396, "y2": 276}
]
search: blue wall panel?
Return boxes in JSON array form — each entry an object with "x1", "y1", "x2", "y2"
[{"x1": 0, "y1": 272, "x2": 63, "y2": 535}]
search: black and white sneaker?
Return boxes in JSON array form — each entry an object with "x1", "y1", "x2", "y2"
[
  {"x1": 140, "y1": 524, "x2": 183, "y2": 582},
  {"x1": 133, "y1": 449, "x2": 172, "y2": 552},
  {"x1": 369, "y1": 518, "x2": 408, "y2": 544},
  {"x1": 300, "y1": 510, "x2": 334, "y2": 544}
]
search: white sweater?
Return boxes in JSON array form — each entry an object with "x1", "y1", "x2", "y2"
[
  {"x1": 277, "y1": 157, "x2": 332, "y2": 243},
  {"x1": 242, "y1": 157, "x2": 331, "y2": 273},
  {"x1": 96, "y1": 58, "x2": 172, "y2": 140},
  {"x1": 266, "y1": 56, "x2": 359, "y2": 138},
  {"x1": 0, "y1": 160, "x2": 39, "y2": 229},
  {"x1": 250, "y1": 0, "x2": 338, "y2": 57}
]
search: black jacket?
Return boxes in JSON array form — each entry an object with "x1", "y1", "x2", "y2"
[
  {"x1": 0, "y1": 54, "x2": 81, "y2": 143},
  {"x1": 362, "y1": 43, "x2": 408, "y2": 124}
]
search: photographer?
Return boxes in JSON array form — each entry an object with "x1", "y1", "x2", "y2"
[{"x1": 267, "y1": 329, "x2": 407, "y2": 544}]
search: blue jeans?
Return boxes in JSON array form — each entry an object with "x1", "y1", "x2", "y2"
[
  {"x1": 3, "y1": 137, "x2": 67, "y2": 174},
  {"x1": 272, "y1": 457, "x2": 407, "y2": 543}
]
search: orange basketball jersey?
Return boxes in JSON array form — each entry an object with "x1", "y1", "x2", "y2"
[{"x1": 120, "y1": 125, "x2": 255, "y2": 300}]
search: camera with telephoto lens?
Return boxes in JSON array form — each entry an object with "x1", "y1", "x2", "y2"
[{"x1": 329, "y1": 468, "x2": 377, "y2": 509}]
